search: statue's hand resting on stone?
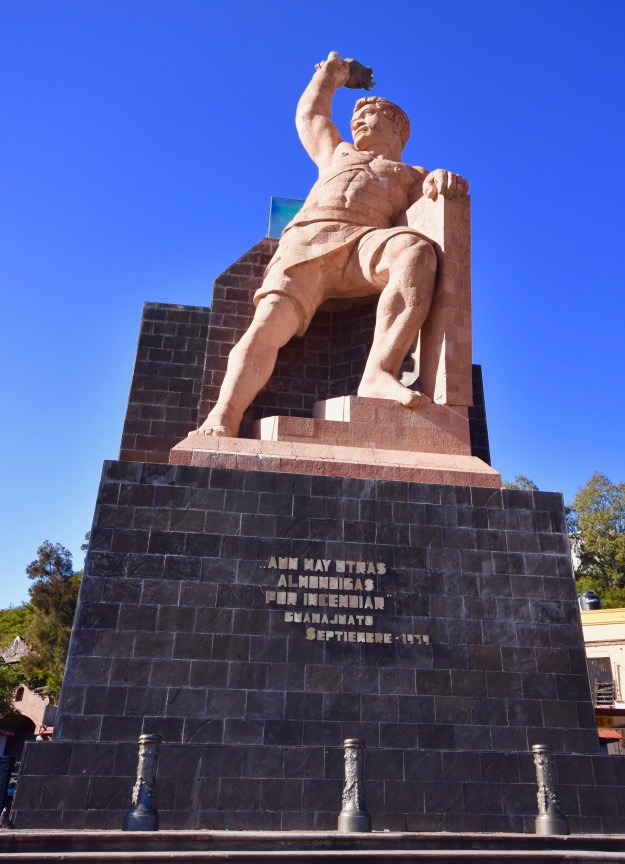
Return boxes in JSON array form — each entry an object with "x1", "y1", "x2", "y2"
[{"x1": 423, "y1": 169, "x2": 469, "y2": 201}]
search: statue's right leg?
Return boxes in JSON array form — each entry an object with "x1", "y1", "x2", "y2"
[{"x1": 196, "y1": 293, "x2": 302, "y2": 438}]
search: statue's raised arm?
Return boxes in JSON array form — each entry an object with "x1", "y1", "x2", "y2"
[{"x1": 295, "y1": 52, "x2": 351, "y2": 167}]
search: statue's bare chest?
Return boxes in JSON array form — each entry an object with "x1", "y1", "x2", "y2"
[{"x1": 325, "y1": 147, "x2": 415, "y2": 210}]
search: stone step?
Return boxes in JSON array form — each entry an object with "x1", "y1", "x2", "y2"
[
  {"x1": 254, "y1": 397, "x2": 472, "y2": 456},
  {"x1": 172, "y1": 432, "x2": 501, "y2": 487},
  {"x1": 2, "y1": 851, "x2": 625, "y2": 863},
  {"x1": 2, "y1": 832, "x2": 625, "y2": 862}
]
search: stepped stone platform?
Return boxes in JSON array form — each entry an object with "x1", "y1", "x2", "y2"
[
  {"x1": 3, "y1": 830, "x2": 625, "y2": 862},
  {"x1": 171, "y1": 397, "x2": 501, "y2": 488}
]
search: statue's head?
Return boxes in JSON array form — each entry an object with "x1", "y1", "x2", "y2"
[{"x1": 351, "y1": 97, "x2": 410, "y2": 152}]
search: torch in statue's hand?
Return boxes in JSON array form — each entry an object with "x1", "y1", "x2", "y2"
[
  {"x1": 344, "y1": 59, "x2": 375, "y2": 91},
  {"x1": 315, "y1": 52, "x2": 375, "y2": 91}
]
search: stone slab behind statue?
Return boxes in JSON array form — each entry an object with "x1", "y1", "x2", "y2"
[{"x1": 12, "y1": 462, "x2": 625, "y2": 833}]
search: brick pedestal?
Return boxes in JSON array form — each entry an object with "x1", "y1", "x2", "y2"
[{"x1": 12, "y1": 463, "x2": 625, "y2": 833}]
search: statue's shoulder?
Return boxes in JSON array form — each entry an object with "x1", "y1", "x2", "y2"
[{"x1": 408, "y1": 164, "x2": 429, "y2": 182}]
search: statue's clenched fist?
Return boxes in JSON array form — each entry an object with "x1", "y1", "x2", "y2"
[
  {"x1": 423, "y1": 169, "x2": 469, "y2": 201},
  {"x1": 315, "y1": 51, "x2": 351, "y2": 88}
]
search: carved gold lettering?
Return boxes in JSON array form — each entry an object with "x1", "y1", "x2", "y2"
[
  {"x1": 377, "y1": 563, "x2": 386, "y2": 575},
  {"x1": 267, "y1": 557, "x2": 277, "y2": 569}
]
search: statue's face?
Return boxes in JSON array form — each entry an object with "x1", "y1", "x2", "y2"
[{"x1": 351, "y1": 105, "x2": 401, "y2": 152}]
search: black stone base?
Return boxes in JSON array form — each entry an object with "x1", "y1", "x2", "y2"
[
  {"x1": 14, "y1": 740, "x2": 625, "y2": 832},
  {"x1": 12, "y1": 462, "x2": 624, "y2": 832}
]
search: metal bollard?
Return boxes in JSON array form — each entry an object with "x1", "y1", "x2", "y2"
[
  {"x1": 532, "y1": 743, "x2": 569, "y2": 835},
  {"x1": 123, "y1": 734, "x2": 161, "y2": 831},
  {"x1": 337, "y1": 738, "x2": 371, "y2": 832}
]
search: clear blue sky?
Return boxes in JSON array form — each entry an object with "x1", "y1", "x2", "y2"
[{"x1": 1, "y1": 1, "x2": 624, "y2": 607}]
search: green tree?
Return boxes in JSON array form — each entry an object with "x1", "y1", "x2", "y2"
[
  {"x1": 0, "y1": 662, "x2": 22, "y2": 720},
  {"x1": 503, "y1": 475, "x2": 539, "y2": 491},
  {"x1": 0, "y1": 604, "x2": 35, "y2": 651},
  {"x1": 569, "y1": 473, "x2": 625, "y2": 594},
  {"x1": 20, "y1": 541, "x2": 82, "y2": 700}
]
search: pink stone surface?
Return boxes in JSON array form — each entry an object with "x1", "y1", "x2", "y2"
[
  {"x1": 406, "y1": 192, "x2": 472, "y2": 407},
  {"x1": 253, "y1": 396, "x2": 471, "y2": 455},
  {"x1": 171, "y1": 431, "x2": 501, "y2": 488}
]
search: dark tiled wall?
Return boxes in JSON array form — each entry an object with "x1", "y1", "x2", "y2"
[
  {"x1": 13, "y1": 465, "x2": 614, "y2": 832},
  {"x1": 119, "y1": 304, "x2": 210, "y2": 463},
  {"x1": 469, "y1": 365, "x2": 492, "y2": 466}
]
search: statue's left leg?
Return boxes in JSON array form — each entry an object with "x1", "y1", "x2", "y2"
[{"x1": 356, "y1": 234, "x2": 436, "y2": 407}]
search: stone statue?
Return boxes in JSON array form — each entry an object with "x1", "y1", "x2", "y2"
[{"x1": 198, "y1": 52, "x2": 468, "y2": 438}]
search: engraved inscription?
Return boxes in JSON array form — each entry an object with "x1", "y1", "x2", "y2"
[{"x1": 261, "y1": 555, "x2": 430, "y2": 646}]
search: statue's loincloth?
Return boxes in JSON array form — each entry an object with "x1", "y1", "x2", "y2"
[{"x1": 255, "y1": 217, "x2": 428, "y2": 335}]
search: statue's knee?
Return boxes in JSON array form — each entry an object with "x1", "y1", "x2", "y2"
[
  {"x1": 403, "y1": 237, "x2": 436, "y2": 274},
  {"x1": 386, "y1": 235, "x2": 436, "y2": 274},
  {"x1": 252, "y1": 292, "x2": 302, "y2": 345}
]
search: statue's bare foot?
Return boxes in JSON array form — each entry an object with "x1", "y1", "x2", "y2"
[
  {"x1": 358, "y1": 372, "x2": 431, "y2": 409},
  {"x1": 193, "y1": 412, "x2": 239, "y2": 438}
]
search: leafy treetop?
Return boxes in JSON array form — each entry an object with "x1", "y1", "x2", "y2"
[{"x1": 569, "y1": 472, "x2": 625, "y2": 603}]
